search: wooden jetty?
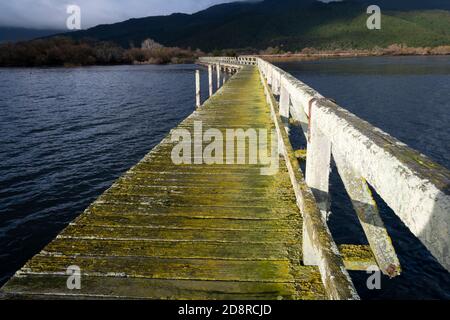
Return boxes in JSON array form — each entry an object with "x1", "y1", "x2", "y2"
[{"x1": 1, "y1": 56, "x2": 449, "y2": 300}]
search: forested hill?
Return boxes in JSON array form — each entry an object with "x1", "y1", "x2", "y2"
[
  {"x1": 0, "y1": 27, "x2": 63, "y2": 43},
  {"x1": 61, "y1": 0, "x2": 450, "y2": 51}
]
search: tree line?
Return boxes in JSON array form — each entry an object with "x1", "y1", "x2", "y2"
[{"x1": 0, "y1": 37, "x2": 203, "y2": 67}]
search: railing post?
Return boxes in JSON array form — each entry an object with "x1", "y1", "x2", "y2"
[
  {"x1": 196, "y1": 70, "x2": 201, "y2": 109},
  {"x1": 279, "y1": 85, "x2": 290, "y2": 130},
  {"x1": 216, "y1": 64, "x2": 221, "y2": 90},
  {"x1": 267, "y1": 66, "x2": 273, "y2": 86},
  {"x1": 208, "y1": 65, "x2": 213, "y2": 97},
  {"x1": 279, "y1": 84, "x2": 290, "y2": 156},
  {"x1": 304, "y1": 100, "x2": 332, "y2": 265},
  {"x1": 273, "y1": 71, "x2": 281, "y2": 96}
]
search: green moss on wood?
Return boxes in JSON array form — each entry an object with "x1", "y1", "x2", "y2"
[{"x1": 1, "y1": 66, "x2": 325, "y2": 300}]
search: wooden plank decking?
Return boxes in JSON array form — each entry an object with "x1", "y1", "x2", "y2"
[{"x1": 0, "y1": 66, "x2": 326, "y2": 300}]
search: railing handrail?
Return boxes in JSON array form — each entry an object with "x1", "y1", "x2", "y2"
[{"x1": 198, "y1": 56, "x2": 257, "y2": 66}]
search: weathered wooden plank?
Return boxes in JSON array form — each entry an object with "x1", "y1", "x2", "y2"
[
  {"x1": 41, "y1": 238, "x2": 297, "y2": 260},
  {"x1": 339, "y1": 245, "x2": 378, "y2": 272},
  {"x1": 107, "y1": 185, "x2": 294, "y2": 198},
  {"x1": 74, "y1": 213, "x2": 295, "y2": 231},
  {"x1": 96, "y1": 193, "x2": 297, "y2": 209},
  {"x1": 84, "y1": 203, "x2": 297, "y2": 219},
  {"x1": 120, "y1": 171, "x2": 287, "y2": 183},
  {"x1": 117, "y1": 175, "x2": 275, "y2": 184},
  {"x1": 100, "y1": 190, "x2": 297, "y2": 206},
  {"x1": 84, "y1": 203, "x2": 296, "y2": 219},
  {"x1": 59, "y1": 225, "x2": 299, "y2": 243},
  {"x1": 21, "y1": 256, "x2": 296, "y2": 282},
  {"x1": 1, "y1": 276, "x2": 302, "y2": 300},
  {"x1": 107, "y1": 181, "x2": 294, "y2": 197}
]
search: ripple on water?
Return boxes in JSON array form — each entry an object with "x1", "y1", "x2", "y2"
[{"x1": 0, "y1": 64, "x2": 202, "y2": 286}]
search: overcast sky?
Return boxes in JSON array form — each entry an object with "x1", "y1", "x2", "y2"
[{"x1": 0, "y1": 0, "x2": 247, "y2": 30}]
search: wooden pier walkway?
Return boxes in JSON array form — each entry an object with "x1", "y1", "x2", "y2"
[
  {"x1": 0, "y1": 66, "x2": 326, "y2": 300},
  {"x1": 3, "y1": 56, "x2": 449, "y2": 300}
]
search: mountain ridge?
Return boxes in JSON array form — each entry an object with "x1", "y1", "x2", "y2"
[
  {"x1": 2, "y1": 0, "x2": 450, "y2": 50},
  {"x1": 58, "y1": 0, "x2": 450, "y2": 51},
  {"x1": 0, "y1": 27, "x2": 64, "y2": 43}
]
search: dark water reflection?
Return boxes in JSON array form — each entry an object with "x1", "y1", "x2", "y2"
[{"x1": 278, "y1": 56, "x2": 450, "y2": 299}]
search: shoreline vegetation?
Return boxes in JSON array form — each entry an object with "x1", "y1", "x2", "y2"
[
  {"x1": 0, "y1": 37, "x2": 449, "y2": 68},
  {"x1": 258, "y1": 44, "x2": 450, "y2": 62},
  {"x1": 0, "y1": 37, "x2": 203, "y2": 68}
]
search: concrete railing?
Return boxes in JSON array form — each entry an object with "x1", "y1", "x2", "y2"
[
  {"x1": 196, "y1": 57, "x2": 246, "y2": 107},
  {"x1": 256, "y1": 57, "x2": 450, "y2": 275},
  {"x1": 198, "y1": 56, "x2": 450, "y2": 299},
  {"x1": 199, "y1": 56, "x2": 257, "y2": 66}
]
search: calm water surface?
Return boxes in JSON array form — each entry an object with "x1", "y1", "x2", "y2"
[
  {"x1": 0, "y1": 58, "x2": 449, "y2": 299},
  {"x1": 277, "y1": 56, "x2": 450, "y2": 299},
  {"x1": 0, "y1": 64, "x2": 211, "y2": 286}
]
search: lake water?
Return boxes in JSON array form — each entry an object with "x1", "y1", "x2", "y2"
[
  {"x1": 0, "y1": 64, "x2": 211, "y2": 287},
  {"x1": 0, "y1": 58, "x2": 449, "y2": 299}
]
